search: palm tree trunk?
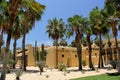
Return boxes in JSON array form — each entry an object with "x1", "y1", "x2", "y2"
[
  {"x1": 98, "y1": 31, "x2": 104, "y2": 68},
  {"x1": 87, "y1": 35, "x2": 94, "y2": 70},
  {"x1": 114, "y1": 36, "x2": 119, "y2": 60},
  {"x1": 111, "y1": 20, "x2": 119, "y2": 60},
  {"x1": 108, "y1": 40, "x2": 113, "y2": 60},
  {"x1": 0, "y1": 30, "x2": 12, "y2": 80},
  {"x1": 0, "y1": 30, "x2": 3, "y2": 60},
  {"x1": 55, "y1": 39, "x2": 58, "y2": 67},
  {"x1": 35, "y1": 40, "x2": 37, "y2": 61},
  {"x1": 75, "y1": 32, "x2": 82, "y2": 70},
  {"x1": 76, "y1": 40, "x2": 82, "y2": 70},
  {"x1": 22, "y1": 33, "x2": 26, "y2": 71},
  {"x1": 13, "y1": 38, "x2": 17, "y2": 69}
]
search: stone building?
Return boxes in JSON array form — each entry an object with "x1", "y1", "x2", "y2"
[{"x1": 16, "y1": 40, "x2": 120, "y2": 68}]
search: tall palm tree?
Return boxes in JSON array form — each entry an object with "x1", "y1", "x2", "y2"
[
  {"x1": 103, "y1": 32, "x2": 113, "y2": 60},
  {"x1": 0, "y1": 0, "x2": 7, "y2": 60},
  {"x1": 20, "y1": 1, "x2": 45, "y2": 71},
  {"x1": 89, "y1": 7, "x2": 108, "y2": 68},
  {"x1": 12, "y1": 16, "x2": 22, "y2": 69},
  {"x1": 46, "y1": 18, "x2": 65, "y2": 66},
  {"x1": 84, "y1": 19, "x2": 95, "y2": 70},
  {"x1": 0, "y1": 0, "x2": 22, "y2": 80},
  {"x1": 104, "y1": 2, "x2": 120, "y2": 60},
  {"x1": 1, "y1": 0, "x2": 45, "y2": 79},
  {"x1": 66, "y1": 15, "x2": 86, "y2": 70},
  {"x1": 0, "y1": 31, "x2": 4, "y2": 60},
  {"x1": 105, "y1": 0, "x2": 120, "y2": 11}
]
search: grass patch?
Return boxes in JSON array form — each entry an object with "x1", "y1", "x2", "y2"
[{"x1": 71, "y1": 73, "x2": 120, "y2": 80}]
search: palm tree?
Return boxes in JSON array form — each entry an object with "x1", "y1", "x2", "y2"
[
  {"x1": 1, "y1": 0, "x2": 45, "y2": 79},
  {"x1": 0, "y1": 31, "x2": 4, "y2": 60},
  {"x1": 103, "y1": 32, "x2": 113, "y2": 60},
  {"x1": 66, "y1": 15, "x2": 86, "y2": 70},
  {"x1": 104, "y1": 2, "x2": 120, "y2": 60},
  {"x1": 46, "y1": 18, "x2": 65, "y2": 66},
  {"x1": 84, "y1": 19, "x2": 95, "y2": 70},
  {"x1": 89, "y1": 7, "x2": 108, "y2": 68},
  {"x1": 0, "y1": 0, "x2": 22, "y2": 80},
  {"x1": 20, "y1": 1, "x2": 45, "y2": 71},
  {"x1": 53, "y1": 41, "x2": 59, "y2": 46},
  {"x1": 12, "y1": 21, "x2": 21, "y2": 69},
  {"x1": 0, "y1": 0, "x2": 8, "y2": 59},
  {"x1": 105, "y1": 0, "x2": 120, "y2": 11}
]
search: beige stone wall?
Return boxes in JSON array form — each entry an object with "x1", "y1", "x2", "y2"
[
  {"x1": 45, "y1": 47, "x2": 56, "y2": 68},
  {"x1": 16, "y1": 44, "x2": 100, "y2": 68},
  {"x1": 82, "y1": 49, "x2": 99, "y2": 66},
  {"x1": 58, "y1": 47, "x2": 78, "y2": 67},
  {"x1": 16, "y1": 44, "x2": 36, "y2": 67},
  {"x1": 45, "y1": 46, "x2": 79, "y2": 68},
  {"x1": 70, "y1": 49, "x2": 78, "y2": 67},
  {"x1": 27, "y1": 44, "x2": 36, "y2": 66}
]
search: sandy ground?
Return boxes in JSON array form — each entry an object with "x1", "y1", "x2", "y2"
[{"x1": 5, "y1": 66, "x2": 117, "y2": 80}]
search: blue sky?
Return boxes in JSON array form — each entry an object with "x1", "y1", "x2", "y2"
[{"x1": 7, "y1": 0, "x2": 106, "y2": 49}]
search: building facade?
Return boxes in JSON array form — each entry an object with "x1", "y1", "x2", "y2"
[{"x1": 16, "y1": 41, "x2": 120, "y2": 68}]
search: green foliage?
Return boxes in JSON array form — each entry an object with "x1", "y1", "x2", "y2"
[
  {"x1": 7, "y1": 51, "x2": 15, "y2": 68},
  {"x1": 36, "y1": 44, "x2": 47, "y2": 75},
  {"x1": 8, "y1": 59, "x2": 16, "y2": 68},
  {"x1": 82, "y1": 60, "x2": 86, "y2": 67},
  {"x1": 105, "y1": 3, "x2": 116, "y2": 16},
  {"x1": 35, "y1": 51, "x2": 39, "y2": 61},
  {"x1": 53, "y1": 41, "x2": 59, "y2": 46},
  {"x1": 40, "y1": 44, "x2": 47, "y2": 61},
  {"x1": 57, "y1": 63, "x2": 66, "y2": 71},
  {"x1": 59, "y1": 39, "x2": 68, "y2": 46},
  {"x1": 46, "y1": 18, "x2": 65, "y2": 40},
  {"x1": 109, "y1": 60, "x2": 118, "y2": 69}
]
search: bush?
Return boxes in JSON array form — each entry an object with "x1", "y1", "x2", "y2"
[
  {"x1": 82, "y1": 60, "x2": 86, "y2": 67},
  {"x1": 7, "y1": 59, "x2": 16, "y2": 73},
  {"x1": 109, "y1": 60, "x2": 118, "y2": 69},
  {"x1": 8, "y1": 59, "x2": 16, "y2": 68},
  {"x1": 116, "y1": 61, "x2": 120, "y2": 73},
  {"x1": 15, "y1": 69, "x2": 23, "y2": 80},
  {"x1": 36, "y1": 61, "x2": 45, "y2": 75},
  {"x1": 57, "y1": 63, "x2": 66, "y2": 71}
]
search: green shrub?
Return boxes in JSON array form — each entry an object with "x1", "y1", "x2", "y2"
[
  {"x1": 82, "y1": 60, "x2": 86, "y2": 67},
  {"x1": 8, "y1": 59, "x2": 16, "y2": 68},
  {"x1": 57, "y1": 63, "x2": 66, "y2": 71},
  {"x1": 116, "y1": 61, "x2": 120, "y2": 73},
  {"x1": 109, "y1": 60, "x2": 118, "y2": 69},
  {"x1": 7, "y1": 59, "x2": 16, "y2": 73}
]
